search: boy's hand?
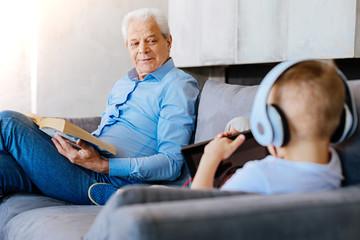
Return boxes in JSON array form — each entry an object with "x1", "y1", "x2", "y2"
[
  {"x1": 191, "y1": 129, "x2": 246, "y2": 189},
  {"x1": 216, "y1": 127, "x2": 239, "y2": 138},
  {"x1": 204, "y1": 131, "x2": 245, "y2": 163}
]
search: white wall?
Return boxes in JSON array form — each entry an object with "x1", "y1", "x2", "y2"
[
  {"x1": 170, "y1": 0, "x2": 358, "y2": 67},
  {"x1": 37, "y1": 0, "x2": 168, "y2": 117},
  {"x1": 0, "y1": 0, "x2": 168, "y2": 117},
  {"x1": 0, "y1": 1, "x2": 32, "y2": 113}
]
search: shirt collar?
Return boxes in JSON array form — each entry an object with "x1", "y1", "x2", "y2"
[{"x1": 127, "y1": 58, "x2": 175, "y2": 82}]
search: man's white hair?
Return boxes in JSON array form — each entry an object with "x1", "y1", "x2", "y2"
[{"x1": 122, "y1": 8, "x2": 170, "y2": 43}]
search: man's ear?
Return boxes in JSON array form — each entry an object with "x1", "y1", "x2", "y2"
[
  {"x1": 267, "y1": 145, "x2": 278, "y2": 157},
  {"x1": 166, "y1": 34, "x2": 172, "y2": 50}
]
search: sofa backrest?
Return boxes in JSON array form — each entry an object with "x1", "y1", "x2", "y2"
[
  {"x1": 64, "y1": 117, "x2": 101, "y2": 133},
  {"x1": 194, "y1": 80, "x2": 258, "y2": 142},
  {"x1": 335, "y1": 80, "x2": 360, "y2": 186},
  {"x1": 195, "y1": 79, "x2": 360, "y2": 186}
]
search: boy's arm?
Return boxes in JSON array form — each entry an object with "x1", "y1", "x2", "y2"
[
  {"x1": 191, "y1": 132, "x2": 246, "y2": 189},
  {"x1": 191, "y1": 152, "x2": 222, "y2": 189}
]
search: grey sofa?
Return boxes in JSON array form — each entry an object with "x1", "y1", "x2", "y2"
[{"x1": 1, "y1": 79, "x2": 360, "y2": 240}]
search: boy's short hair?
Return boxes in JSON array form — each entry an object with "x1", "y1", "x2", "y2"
[{"x1": 269, "y1": 60, "x2": 345, "y2": 141}]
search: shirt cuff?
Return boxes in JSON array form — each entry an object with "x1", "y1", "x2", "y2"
[{"x1": 109, "y1": 158, "x2": 131, "y2": 177}]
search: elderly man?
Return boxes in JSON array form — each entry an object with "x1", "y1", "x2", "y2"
[{"x1": 0, "y1": 8, "x2": 198, "y2": 205}]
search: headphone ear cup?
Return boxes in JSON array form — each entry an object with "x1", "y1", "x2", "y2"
[
  {"x1": 331, "y1": 104, "x2": 354, "y2": 143},
  {"x1": 266, "y1": 104, "x2": 290, "y2": 147}
]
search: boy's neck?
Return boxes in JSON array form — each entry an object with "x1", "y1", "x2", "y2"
[{"x1": 279, "y1": 140, "x2": 331, "y2": 165}]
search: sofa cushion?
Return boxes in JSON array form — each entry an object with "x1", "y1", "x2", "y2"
[
  {"x1": 64, "y1": 116, "x2": 101, "y2": 133},
  {"x1": 0, "y1": 193, "x2": 69, "y2": 240},
  {"x1": 194, "y1": 80, "x2": 258, "y2": 142},
  {"x1": 4, "y1": 205, "x2": 101, "y2": 240}
]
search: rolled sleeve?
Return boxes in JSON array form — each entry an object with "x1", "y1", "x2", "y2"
[{"x1": 109, "y1": 158, "x2": 131, "y2": 177}]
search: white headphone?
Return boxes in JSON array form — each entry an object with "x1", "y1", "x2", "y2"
[{"x1": 250, "y1": 59, "x2": 358, "y2": 148}]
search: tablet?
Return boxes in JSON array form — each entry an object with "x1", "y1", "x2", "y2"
[{"x1": 181, "y1": 131, "x2": 269, "y2": 187}]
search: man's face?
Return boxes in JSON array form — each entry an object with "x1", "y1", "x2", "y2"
[{"x1": 126, "y1": 18, "x2": 172, "y2": 80}]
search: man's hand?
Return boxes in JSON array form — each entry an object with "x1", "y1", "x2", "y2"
[{"x1": 51, "y1": 135, "x2": 109, "y2": 174}]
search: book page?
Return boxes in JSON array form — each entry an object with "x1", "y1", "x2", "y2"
[{"x1": 24, "y1": 112, "x2": 43, "y2": 125}]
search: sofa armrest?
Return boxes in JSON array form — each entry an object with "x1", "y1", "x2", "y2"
[
  {"x1": 108, "y1": 185, "x2": 252, "y2": 207},
  {"x1": 85, "y1": 184, "x2": 360, "y2": 240},
  {"x1": 85, "y1": 186, "x2": 252, "y2": 239}
]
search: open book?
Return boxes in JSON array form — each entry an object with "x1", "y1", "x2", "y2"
[{"x1": 25, "y1": 112, "x2": 116, "y2": 157}]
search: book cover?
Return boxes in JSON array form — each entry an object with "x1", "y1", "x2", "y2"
[{"x1": 25, "y1": 112, "x2": 116, "y2": 157}]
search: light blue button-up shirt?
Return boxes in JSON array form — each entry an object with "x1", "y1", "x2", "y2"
[{"x1": 93, "y1": 59, "x2": 199, "y2": 182}]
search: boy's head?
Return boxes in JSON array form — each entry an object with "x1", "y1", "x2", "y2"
[{"x1": 267, "y1": 60, "x2": 345, "y2": 144}]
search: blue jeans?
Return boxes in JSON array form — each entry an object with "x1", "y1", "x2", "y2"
[{"x1": 0, "y1": 110, "x2": 133, "y2": 204}]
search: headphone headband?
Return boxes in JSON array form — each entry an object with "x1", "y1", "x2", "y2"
[{"x1": 250, "y1": 59, "x2": 358, "y2": 147}]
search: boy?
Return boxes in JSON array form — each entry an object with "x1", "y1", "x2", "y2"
[{"x1": 191, "y1": 60, "x2": 355, "y2": 193}]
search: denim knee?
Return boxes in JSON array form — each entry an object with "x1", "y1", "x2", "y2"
[
  {"x1": 0, "y1": 110, "x2": 23, "y2": 120},
  {"x1": 0, "y1": 110, "x2": 35, "y2": 135}
]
